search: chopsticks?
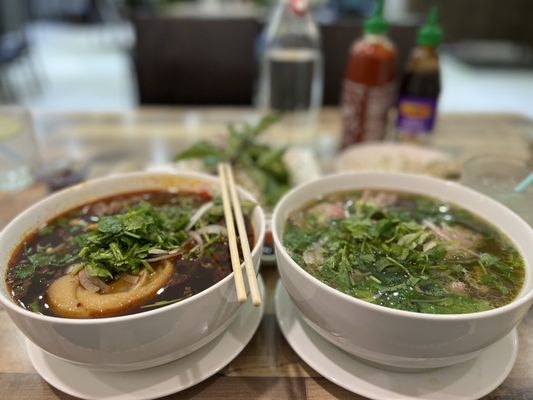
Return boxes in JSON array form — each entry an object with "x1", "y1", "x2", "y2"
[{"x1": 218, "y1": 162, "x2": 262, "y2": 306}]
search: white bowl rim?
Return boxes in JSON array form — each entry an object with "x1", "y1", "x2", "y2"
[
  {"x1": 272, "y1": 171, "x2": 533, "y2": 321},
  {"x1": 0, "y1": 171, "x2": 265, "y2": 325}
]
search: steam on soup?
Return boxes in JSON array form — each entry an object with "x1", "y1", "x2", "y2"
[
  {"x1": 283, "y1": 190, "x2": 525, "y2": 314},
  {"x1": 6, "y1": 190, "x2": 255, "y2": 318}
]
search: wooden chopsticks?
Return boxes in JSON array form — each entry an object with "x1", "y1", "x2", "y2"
[{"x1": 218, "y1": 163, "x2": 262, "y2": 306}]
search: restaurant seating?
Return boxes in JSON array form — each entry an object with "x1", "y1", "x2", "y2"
[
  {"x1": 0, "y1": 0, "x2": 39, "y2": 102},
  {"x1": 133, "y1": 17, "x2": 260, "y2": 105},
  {"x1": 133, "y1": 17, "x2": 416, "y2": 106}
]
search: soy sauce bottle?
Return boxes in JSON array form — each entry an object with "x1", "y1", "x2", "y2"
[{"x1": 396, "y1": 7, "x2": 443, "y2": 142}]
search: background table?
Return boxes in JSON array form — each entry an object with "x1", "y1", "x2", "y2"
[{"x1": 1, "y1": 109, "x2": 532, "y2": 399}]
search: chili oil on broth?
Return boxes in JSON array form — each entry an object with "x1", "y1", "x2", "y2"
[
  {"x1": 5, "y1": 190, "x2": 255, "y2": 318},
  {"x1": 282, "y1": 189, "x2": 525, "y2": 314}
]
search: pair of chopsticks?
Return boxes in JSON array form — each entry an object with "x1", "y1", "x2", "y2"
[{"x1": 217, "y1": 162, "x2": 261, "y2": 307}]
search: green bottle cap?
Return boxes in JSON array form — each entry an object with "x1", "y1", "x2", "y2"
[
  {"x1": 364, "y1": 0, "x2": 389, "y2": 35},
  {"x1": 417, "y1": 6, "x2": 443, "y2": 46}
]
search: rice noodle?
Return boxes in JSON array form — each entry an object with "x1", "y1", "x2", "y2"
[
  {"x1": 196, "y1": 224, "x2": 227, "y2": 236},
  {"x1": 185, "y1": 201, "x2": 214, "y2": 231}
]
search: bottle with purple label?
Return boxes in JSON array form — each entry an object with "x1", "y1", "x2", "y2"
[{"x1": 396, "y1": 6, "x2": 442, "y2": 142}]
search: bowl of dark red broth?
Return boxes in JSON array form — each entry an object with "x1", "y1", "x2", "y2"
[
  {"x1": 272, "y1": 172, "x2": 533, "y2": 369},
  {"x1": 0, "y1": 172, "x2": 265, "y2": 370}
]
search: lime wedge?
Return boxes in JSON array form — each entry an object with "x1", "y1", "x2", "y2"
[{"x1": 0, "y1": 116, "x2": 22, "y2": 141}]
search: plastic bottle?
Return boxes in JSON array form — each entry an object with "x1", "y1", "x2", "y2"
[
  {"x1": 396, "y1": 7, "x2": 442, "y2": 142},
  {"x1": 340, "y1": 0, "x2": 397, "y2": 147},
  {"x1": 256, "y1": 0, "x2": 323, "y2": 146}
]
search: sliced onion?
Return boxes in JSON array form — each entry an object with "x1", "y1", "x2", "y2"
[
  {"x1": 423, "y1": 241, "x2": 437, "y2": 253},
  {"x1": 148, "y1": 249, "x2": 168, "y2": 255},
  {"x1": 398, "y1": 233, "x2": 418, "y2": 246},
  {"x1": 88, "y1": 267, "x2": 110, "y2": 291},
  {"x1": 146, "y1": 252, "x2": 181, "y2": 262},
  {"x1": 184, "y1": 201, "x2": 214, "y2": 231},
  {"x1": 122, "y1": 273, "x2": 140, "y2": 284},
  {"x1": 303, "y1": 244, "x2": 324, "y2": 267},
  {"x1": 188, "y1": 231, "x2": 204, "y2": 253},
  {"x1": 422, "y1": 220, "x2": 477, "y2": 257},
  {"x1": 78, "y1": 268, "x2": 100, "y2": 293},
  {"x1": 132, "y1": 269, "x2": 148, "y2": 290},
  {"x1": 416, "y1": 232, "x2": 431, "y2": 246},
  {"x1": 67, "y1": 263, "x2": 85, "y2": 275},
  {"x1": 196, "y1": 224, "x2": 227, "y2": 236},
  {"x1": 422, "y1": 220, "x2": 450, "y2": 241},
  {"x1": 84, "y1": 223, "x2": 98, "y2": 232}
]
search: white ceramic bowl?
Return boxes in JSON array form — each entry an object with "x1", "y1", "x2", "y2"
[
  {"x1": 272, "y1": 172, "x2": 533, "y2": 370},
  {"x1": 0, "y1": 172, "x2": 265, "y2": 371}
]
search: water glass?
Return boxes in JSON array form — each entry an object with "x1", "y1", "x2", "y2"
[
  {"x1": 0, "y1": 107, "x2": 40, "y2": 191},
  {"x1": 460, "y1": 156, "x2": 533, "y2": 226}
]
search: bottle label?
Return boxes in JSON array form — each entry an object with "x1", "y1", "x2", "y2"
[
  {"x1": 341, "y1": 80, "x2": 394, "y2": 146},
  {"x1": 396, "y1": 95, "x2": 437, "y2": 135}
]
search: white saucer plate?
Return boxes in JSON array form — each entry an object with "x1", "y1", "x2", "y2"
[
  {"x1": 275, "y1": 281, "x2": 518, "y2": 400},
  {"x1": 26, "y1": 276, "x2": 265, "y2": 400}
]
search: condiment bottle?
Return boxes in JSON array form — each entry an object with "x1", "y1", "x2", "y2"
[
  {"x1": 340, "y1": 0, "x2": 397, "y2": 147},
  {"x1": 256, "y1": 0, "x2": 323, "y2": 147},
  {"x1": 396, "y1": 7, "x2": 442, "y2": 142}
]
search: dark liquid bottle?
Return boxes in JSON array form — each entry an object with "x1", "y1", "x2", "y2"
[
  {"x1": 399, "y1": 66, "x2": 440, "y2": 100},
  {"x1": 396, "y1": 7, "x2": 442, "y2": 142}
]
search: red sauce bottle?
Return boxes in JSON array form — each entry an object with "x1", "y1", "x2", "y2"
[{"x1": 341, "y1": 0, "x2": 397, "y2": 147}]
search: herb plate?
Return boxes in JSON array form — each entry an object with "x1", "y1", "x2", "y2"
[
  {"x1": 275, "y1": 280, "x2": 518, "y2": 400},
  {"x1": 26, "y1": 276, "x2": 265, "y2": 400}
]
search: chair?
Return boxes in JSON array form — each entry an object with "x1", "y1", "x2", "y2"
[
  {"x1": 0, "y1": 0, "x2": 40, "y2": 102},
  {"x1": 132, "y1": 15, "x2": 416, "y2": 106},
  {"x1": 133, "y1": 16, "x2": 260, "y2": 105}
]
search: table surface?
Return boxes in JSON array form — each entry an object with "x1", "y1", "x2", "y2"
[{"x1": 1, "y1": 108, "x2": 532, "y2": 400}]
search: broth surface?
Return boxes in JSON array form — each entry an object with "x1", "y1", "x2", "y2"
[
  {"x1": 6, "y1": 190, "x2": 254, "y2": 318},
  {"x1": 283, "y1": 190, "x2": 525, "y2": 314}
]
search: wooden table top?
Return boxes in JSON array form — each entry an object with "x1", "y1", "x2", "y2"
[{"x1": 1, "y1": 108, "x2": 532, "y2": 399}]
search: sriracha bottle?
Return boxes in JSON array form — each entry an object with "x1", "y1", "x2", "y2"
[{"x1": 340, "y1": 0, "x2": 397, "y2": 147}]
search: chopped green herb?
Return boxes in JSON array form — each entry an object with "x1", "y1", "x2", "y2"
[
  {"x1": 283, "y1": 190, "x2": 525, "y2": 314},
  {"x1": 13, "y1": 263, "x2": 35, "y2": 279}
]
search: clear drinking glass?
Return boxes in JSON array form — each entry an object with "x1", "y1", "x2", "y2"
[
  {"x1": 460, "y1": 156, "x2": 533, "y2": 226},
  {"x1": 0, "y1": 107, "x2": 40, "y2": 191},
  {"x1": 256, "y1": 0, "x2": 323, "y2": 147}
]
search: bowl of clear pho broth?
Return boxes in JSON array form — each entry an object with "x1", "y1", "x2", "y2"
[
  {"x1": 0, "y1": 172, "x2": 265, "y2": 371},
  {"x1": 272, "y1": 172, "x2": 533, "y2": 370}
]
